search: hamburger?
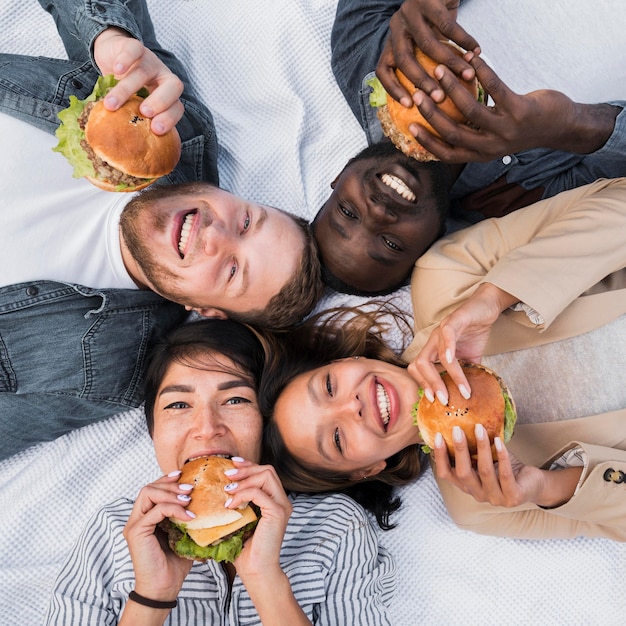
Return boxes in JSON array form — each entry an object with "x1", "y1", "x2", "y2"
[
  {"x1": 412, "y1": 362, "x2": 516, "y2": 462},
  {"x1": 53, "y1": 74, "x2": 181, "y2": 192},
  {"x1": 159, "y1": 456, "x2": 259, "y2": 563},
  {"x1": 367, "y1": 41, "x2": 484, "y2": 161}
]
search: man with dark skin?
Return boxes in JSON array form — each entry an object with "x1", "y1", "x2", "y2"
[{"x1": 313, "y1": 0, "x2": 626, "y2": 295}]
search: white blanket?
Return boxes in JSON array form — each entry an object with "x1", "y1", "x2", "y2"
[{"x1": 1, "y1": 1, "x2": 625, "y2": 624}]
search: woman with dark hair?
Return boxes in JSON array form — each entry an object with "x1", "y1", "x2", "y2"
[
  {"x1": 260, "y1": 178, "x2": 626, "y2": 541},
  {"x1": 46, "y1": 319, "x2": 394, "y2": 625}
]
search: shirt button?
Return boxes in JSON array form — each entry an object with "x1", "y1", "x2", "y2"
[
  {"x1": 25, "y1": 285, "x2": 39, "y2": 296},
  {"x1": 502, "y1": 155, "x2": 512, "y2": 165},
  {"x1": 603, "y1": 468, "x2": 625, "y2": 483}
]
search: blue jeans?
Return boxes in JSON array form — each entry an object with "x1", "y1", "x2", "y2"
[{"x1": 0, "y1": 282, "x2": 187, "y2": 460}]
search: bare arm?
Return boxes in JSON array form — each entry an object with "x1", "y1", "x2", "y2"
[{"x1": 410, "y1": 53, "x2": 620, "y2": 162}]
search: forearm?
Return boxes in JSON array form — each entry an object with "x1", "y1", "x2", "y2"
[
  {"x1": 534, "y1": 467, "x2": 583, "y2": 508},
  {"x1": 119, "y1": 603, "x2": 171, "y2": 626},
  {"x1": 552, "y1": 102, "x2": 621, "y2": 154},
  {"x1": 241, "y1": 570, "x2": 312, "y2": 626}
]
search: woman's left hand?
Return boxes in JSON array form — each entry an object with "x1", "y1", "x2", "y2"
[
  {"x1": 223, "y1": 459, "x2": 293, "y2": 580},
  {"x1": 432, "y1": 424, "x2": 548, "y2": 508}
]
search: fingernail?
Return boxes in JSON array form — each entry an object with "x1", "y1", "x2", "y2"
[
  {"x1": 459, "y1": 384, "x2": 471, "y2": 400},
  {"x1": 167, "y1": 470, "x2": 182, "y2": 478},
  {"x1": 453, "y1": 426, "x2": 463, "y2": 443},
  {"x1": 224, "y1": 497, "x2": 233, "y2": 507},
  {"x1": 104, "y1": 94, "x2": 118, "y2": 109},
  {"x1": 224, "y1": 468, "x2": 238, "y2": 476},
  {"x1": 178, "y1": 483, "x2": 193, "y2": 491},
  {"x1": 434, "y1": 432, "x2": 444, "y2": 448},
  {"x1": 494, "y1": 437, "x2": 503, "y2": 451},
  {"x1": 231, "y1": 456, "x2": 244, "y2": 463},
  {"x1": 445, "y1": 349, "x2": 453, "y2": 364},
  {"x1": 113, "y1": 63, "x2": 125, "y2": 74},
  {"x1": 412, "y1": 90, "x2": 423, "y2": 106},
  {"x1": 475, "y1": 423, "x2": 485, "y2": 440},
  {"x1": 436, "y1": 390, "x2": 448, "y2": 406},
  {"x1": 224, "y1": 482, "x2": 238, "y2": 492},
  {"x1": 141, "y1": 105, "x2": 154, "y2": 118},
  {"x1": 152, "y1": 121, "x2": 164, "y2": 134},
  {"x1": 177, "y1": 494, "x2": 191, "y2": 502},
  {"x1": 401, "y1": 95, "x2": 413, "y2": 108},
  {"x1": 186, "y1": 510, "x2": 196, "y2": 518},
  {"x1": 424, "y1": 388, "x2": 435, "y2": 403}
]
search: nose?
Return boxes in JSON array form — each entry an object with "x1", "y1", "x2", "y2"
[
  {"x1": 202, "y1": 221, "x2": 231, "y2": 256},
  {"x1": 337, "y1": 393, "x2": 363, "y2": 421},
  {"x1": 192, "y1": 405, "x2": 227, "y2": 440},
  {"x1": 365, "y1": 200, "x2": 397, "y2": 226}
]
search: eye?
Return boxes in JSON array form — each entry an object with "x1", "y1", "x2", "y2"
[
  {"x1": 333, "y1": 428, "x2": 343, "y2": 454},
  {"x1": 225, "y1": 396, "x2": 251, "y2": 405},
  {"x1": 325, "y1": 373, "x2": 333, "y2": 397},
  {"x1": 164, "y1": 401, "x2": 189, "y2": 410},
  {"x1": 228, "y1": 261, "x2": 237, "y2": 281},
  {"x1": 382, "y1": 236, "x2": 403, "y2": 252},
  {"x1": 338, "y1": 204, "x2": 358, "y2": 220},
  {"x1": 242, "y1": 214, "x2": 251, "y2": 232}
]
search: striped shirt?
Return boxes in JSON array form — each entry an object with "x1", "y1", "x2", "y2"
[{"x1": 45, "y1": 492, "x2": 395, "y2": 625}]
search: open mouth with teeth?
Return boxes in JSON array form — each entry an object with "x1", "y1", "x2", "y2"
[
  {"x1": 178, "y1": 210, "x2": 197, "y2": 258},
  {"x1": 376, "y1": 381, "x2": 391, "y2": 431},
  {"x1": 380, "y1": 173, "x2": 417, "y2": 203}
]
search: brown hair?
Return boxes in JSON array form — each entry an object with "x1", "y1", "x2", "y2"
[
  {"x1": 143, "y1": 318, "x2": 267, "y2": 435},
  {"x1": 258, "y1": 302, "x2": 425, "y2": 528}
]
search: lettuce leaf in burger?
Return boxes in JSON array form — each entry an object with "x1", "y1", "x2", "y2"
[
  {"x1": 53, "y1": 74, "x2": 181, "y2": 192},
  {"x1": 159, "y1": 456, "x2": 259, "y2": 563}
]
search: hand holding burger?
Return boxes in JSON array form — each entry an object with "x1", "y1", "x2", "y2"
[
  {"x1": 54, "y1": 74, "x2": 181, "y2": 191},
  {"x1": 368, "y1": 41, "x2": 484, "y2": 161},
  {"x1": 160, "y1": 456, "x2": 259, "y2": 563},
  {"x1": 412, "y1": 362, "x2": 517, "y2": 462}
]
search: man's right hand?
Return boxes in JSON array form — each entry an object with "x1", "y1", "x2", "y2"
[
  {"x1": 93, "y1": 27, "x2": 184, "y2": 134},
  {"x1": 377, "y1": 0, "x2": 479, "y2": 107}
]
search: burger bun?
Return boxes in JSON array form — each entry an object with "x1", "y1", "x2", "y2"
[
  {"x1": 84, "y1": 95, "x2": 181, "y2": 191},
  {"x1": 378, "y1": 41, "x2": 480, "y2": 161},
  {"x1": 413, "y1": 362, "x2": 516, "y2": 462}
]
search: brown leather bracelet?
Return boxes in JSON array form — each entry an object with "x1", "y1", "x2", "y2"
[{"x1": 128, "y1": 590, "x2": 177, "y2": 610}]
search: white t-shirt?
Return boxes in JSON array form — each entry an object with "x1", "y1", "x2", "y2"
[{"x1": 0, "y1": 113, "x2": 137, "y2": 289}]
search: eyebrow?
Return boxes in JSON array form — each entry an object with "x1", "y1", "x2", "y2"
[
  {"x1": 328, "y1": 215, "x2": 349, "y2": 240},
  {"x1": 158, "y1": 378, "x2": 254, "y2": 397}
]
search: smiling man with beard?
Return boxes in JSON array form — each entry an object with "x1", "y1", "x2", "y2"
[{"x1": 318, "y1": 0, "x2": 626, "y2": 295}]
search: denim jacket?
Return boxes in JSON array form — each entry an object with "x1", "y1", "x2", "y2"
[
  {"x1": 0, "y1": 0, "x2": 204, "y2": 459},
  {"x1": 331, "y1": 0, "x2": 626, "y2": 226}
]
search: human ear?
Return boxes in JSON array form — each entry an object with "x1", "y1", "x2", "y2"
[
  {"x1": 186, "y1": 306, "x2": 229, "y2": 319},
  {"x1": 348, "y1": 459, "x2": 387, "y2": 481}
]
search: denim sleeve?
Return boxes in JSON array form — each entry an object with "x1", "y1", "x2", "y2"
[
  {"x1": 331, "y1": 0, "x2": 402, "y2": 126},
  {"x1": 38, "y1": 0, "x2": 149, "y2": 68},
  {"x1": 35, "y1": 0, "x2": 219, "y2": 184}
]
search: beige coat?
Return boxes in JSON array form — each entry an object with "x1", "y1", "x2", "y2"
[{"x1": 403, "y1": 177, "x2": 626, "y2": 540}]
